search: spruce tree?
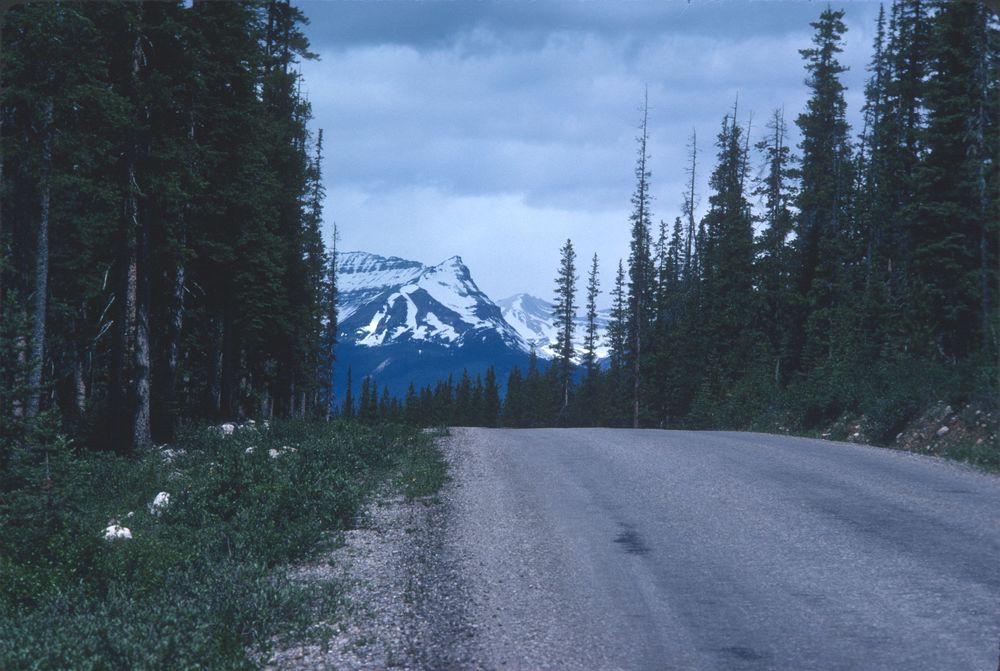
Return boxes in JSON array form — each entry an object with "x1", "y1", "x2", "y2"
[
  {"x1": 502, "y1": 366, "x2": 525, "y2": 427},
  {"x1": 793, "y1": 7, "x2": 855, "y2": 374},
  {"x1": 753, "y1": 108, "x2": 798, "y2": 385},
  {"x1": 455, "y1": 369, "x2": 473, "y2": 426},
  {"x1": 607, "y1": 261, "x2": 628, "y2": 372},
  {"x1": 582, "y1": 253, "x2": 601, "y2": 380},
  {"x1": 552, "y1": 239, "x2": 577, "y2": 412},
  {"x1": 626, "y1": 93, "x2": 656, "y2": 427},
  {"x1": 483, "y1": 366, "x2": 501, "y2": 427},
  {"x1": 910, "y1": 0, "x2": 998, "y2": 359},
  {"x1": 605, "y1": 261, "x2": 629, "y2": 426},
  {"x1": 342, "y1": 367, "x2": 354, "y2": 419}
]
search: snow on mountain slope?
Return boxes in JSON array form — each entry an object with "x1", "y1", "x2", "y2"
[
  {"x1": 498, "y1": 293, "x2": 611, "y2": 361},
  {"x1": 497, "y1": 294, "x2": 559, "y2": 355},
  {"x1": 337, "y1": 252, "x2": 524, "y2": 351},
  {"x1": 338, "y1": 251, "x2": 425, "y2": 321}
]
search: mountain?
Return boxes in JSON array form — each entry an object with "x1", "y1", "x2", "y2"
[
  {"x1": 333, "y1": 252, "x2": 610, "y2": 402},
  {"x1": 334, "y1": 252, "x2": 531, "y2": 398},
  {"x1": 498, "y1": 293, "x2": 611, "y2": 363}
]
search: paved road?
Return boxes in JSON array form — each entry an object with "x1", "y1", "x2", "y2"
[{"x1": 430, "y1": 428, "x2": 1000, "y2": 670}]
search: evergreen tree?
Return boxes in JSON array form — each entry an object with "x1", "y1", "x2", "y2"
[
  {"x1": 482, "y1": 366, "x2": 501, "y2": 428},
  {"x1": 793, "y1": 7, "x2": 856, "y2": 375},
  {"x1": 753, "y1": 107, "x2": 798, "y2": 385},
  {"x1": 403, "y1": 382, "x2": 419, "y2": 425},
  {"x1": 582, "y1": 253, "x2": 601, "y2": 380},
  {"x1": 604, "y1": 261, "x2": 629, "y2": 426},
  {"x1": 910, "y1": 1, "x2": 998, "y2": 360},
  {"x1": 606, "y1": 260, "x2": 627, "y2": 371},
  {"x1": 625, "y1": 93, "x2": 656, "y2": 428},
  {"x1": 342, "y1": 366, "x2": 354, "y2": 419},
  {"x1": 502, "y1": 366, "x2": 525, "y2": 427},
  {"x1": 454, "y1": 369, "x2": 472, "y2": 426},
  {"x1": 379, "y1": 385, "x2": 391, "y2": 421},
  {"x1": 583, "y1": 253, "x2": 601, "y2": 378},
  {"x1": 358, "y1": 376, "x2": 371, "y2": 423},
  {"x1": 552, "y1": 239, "x2": 577, "y2": 412},
  {"x1": 318, "y1": 218, "x2": 338, "y2": 419},
  {"x1": 578, "y1": 252, "x2": 602, "y2": 423},
  {"x1": 682, "y1": 130, "x2": 699, "y2": 280},
  {"x1": 524, "y1": 349, "x2": 543, "y2": 427},
  {"x1": 432, "y1": 375, "x2": 453, "y2": 425}
]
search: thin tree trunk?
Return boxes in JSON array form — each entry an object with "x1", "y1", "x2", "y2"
[
  {"x1": 162, "y1": 219, "x2": 185, "y2": 427},
  {"x1": 26, "y1": 97, "x2": 53, "y2": 419},
  {"x1": 219, "y1": 303, "x2": 238, "y2": 419},
  {"x1": 73, "y1": 337, "x2": 86, "y2": 417},
  {"x1": 974, "y1": 5, "x2": 993, "y2": 353},
  {"x1": 132, "y1": 167, "x2": 151, "y2": 449},
  {"x1": 0, "y1": 103, "x2": 5, "y2": 305},
  {"x1": 207, "y1": 321, "x2": 222, "y2": 416},
  {"x1": 128, "y1": 2, "x2": 152, "y2": 450},
  {"x1": 163, "y1": 114, "x2": 193, "y2": 436}
]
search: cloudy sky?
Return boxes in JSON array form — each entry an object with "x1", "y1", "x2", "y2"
[{"x1": 298, "y1": 0, "x2": 883, "y2": 307}]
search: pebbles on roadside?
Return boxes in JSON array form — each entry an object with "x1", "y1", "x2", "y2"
[{"x1": 260, "y1": 436, "x2": 482, "y2": 670}]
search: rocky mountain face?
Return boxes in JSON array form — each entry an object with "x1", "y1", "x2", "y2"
[
  {"x1": 334, "y1": 251, "x2": 607, "y2": 399},
  {"x1": 497, "y1": 293, "x2": 611, "y2": 362}
]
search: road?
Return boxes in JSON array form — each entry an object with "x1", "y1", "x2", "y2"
[{"x1": 423, "y1": 428, "x2": 1000, "y2": 670}]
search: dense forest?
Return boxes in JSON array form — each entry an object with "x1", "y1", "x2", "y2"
[
  {"x1": 411, "y1": 2, "x2": 998, "y2": 442},
  {"x1": 1, "y1": 0, "x2": 338, "y2": 456},
  {"x1": 2, "y1": 1, "x2": 998, "y2": 451}
]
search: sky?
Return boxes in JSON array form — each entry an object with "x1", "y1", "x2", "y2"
[{"x1": 297, "y1": 0, "x2": 883, "y2": 307}]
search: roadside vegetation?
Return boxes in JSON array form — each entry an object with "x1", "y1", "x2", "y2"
[{"x1": 0, "y1": 420, "x2": 446, "y2": 669}]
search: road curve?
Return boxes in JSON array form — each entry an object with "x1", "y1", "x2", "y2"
[{"x1": 425, "y1": 428, "x2": 1000, "y2": 670}]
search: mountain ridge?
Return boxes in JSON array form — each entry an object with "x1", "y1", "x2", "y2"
[{"x1": 333, "y1": 251, "x2": 606, "y2": 399}]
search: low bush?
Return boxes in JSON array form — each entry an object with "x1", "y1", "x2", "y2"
[{"x1": 0, "y1": 420, "x2": 441, "y2": 669}]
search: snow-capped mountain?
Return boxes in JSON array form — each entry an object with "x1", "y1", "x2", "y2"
[
  {"x1": 334, "y1": 252, "x2": 531, "y2": 397},
  {"x1": 333, "y1": 252, "x2": 611, "y2": 399},
  {"x1": 498, "y1": 293, "x2": 611, "y2": 362},
  {"x1": 338, "y1": 252, "x2": 524, "y2": 351}
]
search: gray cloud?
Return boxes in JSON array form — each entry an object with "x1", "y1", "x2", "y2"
[{"x1": 298, "y1": 0, "x2": 882, "y2": 304}]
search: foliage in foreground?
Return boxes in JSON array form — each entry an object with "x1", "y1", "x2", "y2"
[{"x1": 0, "y1": 421, "x2": 442, "y2": 670}]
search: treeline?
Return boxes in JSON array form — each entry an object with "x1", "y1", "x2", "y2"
[
  {"x1": 431, "y1": 2, "x2": 999, "y2": 437},
  {"x1": 1, "y1": 1, "x2": 337, "y2": 455},
  {"x1": 341, "y1": 366, "x2": 504, "y2": 427}
]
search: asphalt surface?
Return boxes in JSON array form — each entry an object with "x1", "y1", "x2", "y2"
[{"x1": 430, "y1": 428, "x2": 1000, "y2": 670}]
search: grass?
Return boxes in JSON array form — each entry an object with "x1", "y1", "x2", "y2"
[
  {"x1": 395, "y1": 428, "x2": 450, "y2": 501},
  {"x1": 0, "y1": 420, "x2": 446, "y2": 670}
]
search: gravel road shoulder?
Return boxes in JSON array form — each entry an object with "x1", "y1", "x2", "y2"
[{"x1": 259, "y1": 432, "x2": 480, "y2": 670}]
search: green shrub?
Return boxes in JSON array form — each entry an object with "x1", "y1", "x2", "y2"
[{"x1": 0, "y1": 420, "x2": 443, "y2": 669}]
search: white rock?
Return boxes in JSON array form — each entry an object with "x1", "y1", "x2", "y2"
[
  {"x1": 895, "y1": 432, "x2": 904, "y2": 442},
  {"x1": 268, "y1": 445, "x2": 296, "y2": 458},
  {"x1": 149, "y1": 491, "x2": 171, "y2": 516},
  {"x1": 160, "y1": 448, "x2": 184, "y2": 463},
  {"x1": 103, "y1": 524, "x2": 132, "y2": 540},
  {"x1": 218, "y1": 423, "x2": 237, "y2": 437},
  {"x1": 936, "y1": 426, "x2": 950, "y2": 437},
  {"x1": 244, "y1": 446, "x2": 256, "y2": 455}
]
